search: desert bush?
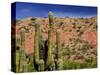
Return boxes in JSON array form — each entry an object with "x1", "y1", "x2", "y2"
[
  {"x1": 63, "y1": 47, "x2": 70, "y2": 56},
  {"x1": 63, "y1": 60, "x2": 80, "y2": 69},
  {"x1": 63, "y1": 60, "x2": 97, "y2": 69}
]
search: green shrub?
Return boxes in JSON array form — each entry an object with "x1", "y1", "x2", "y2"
[
  {"x1": 63, "y1": 60, "x2": 80, "y2": 69},
  {"x1": 63, "y1": 48, "x2": 70, "y2": 56},
  {"x1": 63, "y1": 60, "x2": 97, "y2": 69}
]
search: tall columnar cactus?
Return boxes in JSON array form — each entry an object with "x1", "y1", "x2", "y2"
[
  {"x1": 46, "y1": 30, "x2": 54, "y2": 70},
  {"x1": 45, "y1": 11, "x2": 55, "y2": 70},
  {"x1": 15, "y1": 34, "x2": 21, "y2": 72},
  {"x1": 34, "y1": 19, "x2": 40, "y2": 70},
  {"x1": 19, "y1": 28, "x2": 27, "y2": 72},
  {"x1": 34, "y1": 20, "x2": 40, "y2": 63},
  {"x1": 34, "y1": 19, "x2": 44, "y2": 71},
  {"x1": 56, "y1": 30, "x2": 63, "y2": 70}
]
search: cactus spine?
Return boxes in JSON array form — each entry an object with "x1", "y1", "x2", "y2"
[{"x1": 56, "y1": 30, "x2": 63, "y2": 70}]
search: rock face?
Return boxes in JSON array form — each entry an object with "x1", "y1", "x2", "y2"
[{"x1": 12, "y1": 17, "x2": 97, "y2": 64}]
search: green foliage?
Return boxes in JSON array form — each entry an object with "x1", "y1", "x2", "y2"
[
  {"x1": 63, "y1": 60, "x2": 81, "y2": 69},
  {"x1": 63, "y1": 47, "x2": 70, "y2": 56},
  {"x1": 63, "y1": 60, "x2": 97, "y2": 70},
  {"x1": 27, "y1": 60, "x2": 36, "y2": 72},
  {"x1": 79, "y1": 62, "x2": 97, "y2": 68},
  {"x1": 80, "y1": 42, "x2": 92, "y2": 52}
]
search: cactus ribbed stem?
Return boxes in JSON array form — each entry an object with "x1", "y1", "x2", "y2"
[
  {"x1": 19, "y1": 28, "x2": 27, "y2": 72},
  {"x1": 56, "y1": 30, "x2": 63, "y2": 70},
  {"x1": 34, "y1": 20, "x2": 40, "y2": 64},
  {"x1": 16, "y1": 34, "x2": 21, "y2": 72},
  {"x1": 45, "y1": 11, "x2": 55, "y2": 70},
  {"x1": 46, "y1": 30, "x2": 53, "y2": 70},
  {"x1": 34, "y1": 19, "x2": 45, "y2": 71}
]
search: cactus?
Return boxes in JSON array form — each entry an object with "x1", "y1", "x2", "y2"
[
  {"x1": 34, "y1": 19, "x2": 45, "y2": 71},
  {"x1": 15, "y1": 50, "x2": 20, "y2": 72},
  {"x1": 34, "y1": 19, "x2": 40, "y2": 71},
  {"x1": 56, "y1": 30, "x2": 63, "y2": 70},
  {"x1": 15, "y1": 34, "x2": 21, "y2": 72},
  {"x1": 45, "y1": 11, "x2": 56, "y2": 70},
  {"x1": 19, "y1": 28, "x2": 27, "y2": 72},
  {"x1": 34, "y1": 20, "x2": 40, "y2": 63},
  {"x1": 46, "y1": 30, "x2": 54, "y2": 70}
]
